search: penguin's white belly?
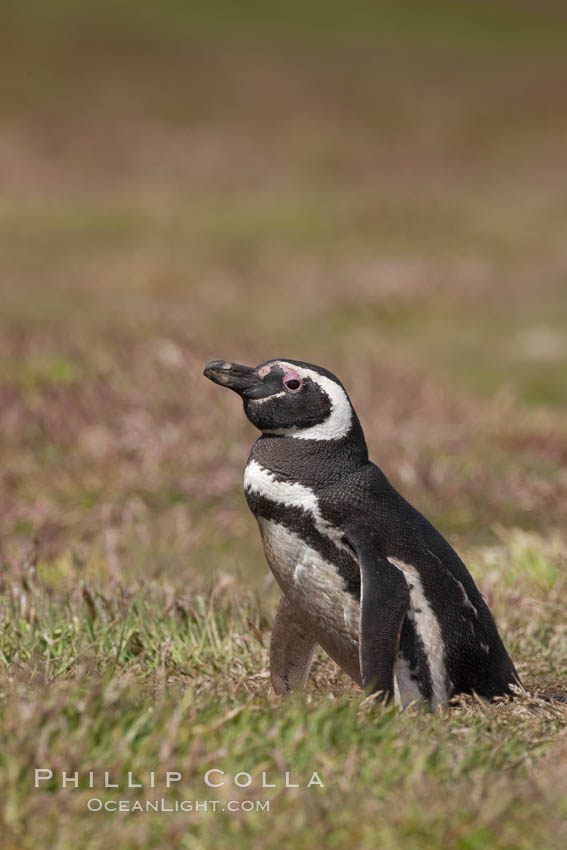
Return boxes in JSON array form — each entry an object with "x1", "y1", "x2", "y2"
[
  {"x1": 257, "y1": 518, "x2": 426, "y2": 707},
  {"x1": 257, "y1": 518, "x2": 362, "y2": 685}
]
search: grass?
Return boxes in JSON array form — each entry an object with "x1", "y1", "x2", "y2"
[
  {"x1": 1, "y1": 552, "x2": 566, "y2": 848},
  {"x1": 1, "y1": 1, "x2": 567, "y2": 847}
]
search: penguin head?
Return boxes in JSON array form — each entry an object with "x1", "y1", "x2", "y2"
[{"x1": 203, "y1": 358, "x2": 355, "y2": 441}]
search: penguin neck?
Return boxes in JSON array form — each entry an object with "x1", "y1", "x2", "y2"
[{"x1": 249, "y1": 414, "x2": 368, "y2": 491}]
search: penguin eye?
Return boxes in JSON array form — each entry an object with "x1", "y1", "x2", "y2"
[{"x1": 283, "y1": 372, "x2": 302, "y2": 392}]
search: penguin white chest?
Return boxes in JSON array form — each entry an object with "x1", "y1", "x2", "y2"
[
  {"x1": 256, "y1": 517, "x2": 361, "y2": 684},
  {"x1": 244, "y1": 459, "x2": 430, "y2": 706}
]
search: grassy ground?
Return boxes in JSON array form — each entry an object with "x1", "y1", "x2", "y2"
[{"x1": 1, "y1": 2, "x2": 567, "y2": 847}]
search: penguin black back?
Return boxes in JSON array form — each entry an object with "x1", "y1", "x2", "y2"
[{"x1": 204, "y1": 357, "x2": 522, "y2": 708}]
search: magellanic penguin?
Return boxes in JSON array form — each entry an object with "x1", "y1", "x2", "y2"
[{"x1": 203, "y1": 358, "x2": 522, "y2": 710}]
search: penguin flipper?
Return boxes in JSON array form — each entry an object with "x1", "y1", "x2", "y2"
[
  {"x1": 270, "y1": 594, "x2": 318, "y2": 695},
  {"x1": 348, "y1": 534, "x2": 410, "y2": 702}
]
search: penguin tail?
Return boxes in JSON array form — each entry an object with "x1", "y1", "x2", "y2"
[
  {"x1": 533, "y1": 692, "x2": 567, "y2": 705},
  {"x1": 506, "y1": 682, "x2": 567, "y2": 705}
]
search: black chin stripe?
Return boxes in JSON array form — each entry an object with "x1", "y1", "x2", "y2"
[{"x1": 250, "y1": 432, "x2": 368, "y2": 489}]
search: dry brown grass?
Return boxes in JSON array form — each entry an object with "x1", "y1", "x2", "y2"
[{"x1": 1, "y1": 2, "x2": 566, "y2": 847}]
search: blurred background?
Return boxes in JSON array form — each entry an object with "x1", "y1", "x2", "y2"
[{"x1": 1, "y1": 0, "x2": 566, "y2": 589}]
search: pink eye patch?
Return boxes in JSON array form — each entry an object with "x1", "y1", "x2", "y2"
[{"x1": 283, "y1": 371, "x2": 302, "y2": 392}]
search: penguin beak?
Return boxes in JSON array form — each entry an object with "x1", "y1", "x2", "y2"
[{"x1": 203, "y1": 360, "x2": 263, "y2": 397}]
